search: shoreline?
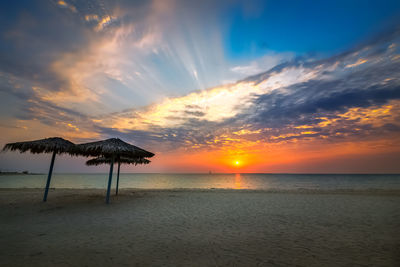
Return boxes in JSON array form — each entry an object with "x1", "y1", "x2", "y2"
[{"x1": 1, "y1": 187, "x2": 400, "y2": 196}]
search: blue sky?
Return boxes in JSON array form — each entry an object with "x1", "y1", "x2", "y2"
[
  {"x1": 0, "y1": 0, "x2": 400, "y2": 173},
  {"x1": 226, "y1": 0, "x2": 400, "y2": 59}
]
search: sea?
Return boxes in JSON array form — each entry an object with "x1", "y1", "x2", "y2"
[{"x1": 0, "y1": 173, "x2": 399, "y2": 191}]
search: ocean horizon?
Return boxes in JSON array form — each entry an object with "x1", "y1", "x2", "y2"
[{"x1": 1, "y1": 173, "x2": 399, "y2": 191}]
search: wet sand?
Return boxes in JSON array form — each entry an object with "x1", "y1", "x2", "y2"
[{"x1": 1, "y1": 189, "x2": 399, "y2": 266}]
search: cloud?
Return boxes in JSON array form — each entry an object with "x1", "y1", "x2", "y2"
[
  {"x1": 345, "y1": 58, "x2": 368, "y2": 68},
  {"x1": 57, "y1": 0, "x2": 77, "y2": 13},
  {"x1": 6, "y1": 0, "x2": 243, "y2": 117},
  {"x1": 88, "y1": 27, "x2": 400, "y2": 153},
  {"x1": 230, "y1": 52, "x2": 294, "y2": 76}
]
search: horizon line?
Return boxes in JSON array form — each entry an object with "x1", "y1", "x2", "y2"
[{"x1": 2, "y1": 172, "x2": 399, "y2": 175}]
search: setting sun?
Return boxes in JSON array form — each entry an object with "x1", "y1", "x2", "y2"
[{"x1": 235, "y1": 161, "x2": 240, "y2": 165}]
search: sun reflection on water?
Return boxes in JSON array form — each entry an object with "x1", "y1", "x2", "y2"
[{"x1": 235, "y1": 173, "x2": 242, "y2": 189}]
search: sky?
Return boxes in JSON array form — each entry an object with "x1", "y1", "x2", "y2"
[{"x1": 0, "y1": 0, "x2": 400, "y2": 173}]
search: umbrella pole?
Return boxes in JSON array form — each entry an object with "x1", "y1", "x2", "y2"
[
  {"x1": 116, "y1": 161, "x2": 121, "y2": 195},
  {"x1": 43, "y1": 151, "x2": 56, "y2": 202},
  {"x1": 105, "y1": 155, "x2": 115, "y2": 204}
]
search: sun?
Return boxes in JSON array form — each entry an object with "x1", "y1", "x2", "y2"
[{"x1": 235, "y1": 160, "x2": 240, "y2": 165}]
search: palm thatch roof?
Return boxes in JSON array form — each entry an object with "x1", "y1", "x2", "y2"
[
  {"x1": 86, "y1": 156, "x2": 151, "y2": 166},
  {"x1": 72, "y1": 138, "x2": 154, "y2": 158},
  {"x1": 2, "y1": 137, "x2": 75, "y2": 154}
]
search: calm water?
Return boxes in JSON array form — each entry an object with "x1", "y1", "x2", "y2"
[{"x1": 0, "y1": 173, "x2": 399, "y2": 191}]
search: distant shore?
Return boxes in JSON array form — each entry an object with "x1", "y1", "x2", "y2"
[
  {"x1": 0, "y1": 171, "x2": 44, "y2": 175},
  {"x1": 1, "y1": 188, "x2": 399, "y2": 266}
]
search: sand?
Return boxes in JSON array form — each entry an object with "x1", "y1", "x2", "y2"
[{"x1": 0, "y1": 189, "x2": 399, "y2": 267}]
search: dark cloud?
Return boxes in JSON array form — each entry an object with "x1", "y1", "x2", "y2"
[
  {"x1": 184, "y1": 110, "x2": 206, "y2": 117},
  {"x1": 251, "y1": 79, "x2": 400, "y2": 128},
  {"x1": 0, "y1": 1, "x2": 92, "y2": 90}
]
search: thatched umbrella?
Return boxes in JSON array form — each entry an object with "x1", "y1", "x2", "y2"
[
  {"x1": 2, "y1": 137, "x2": 75, "y2": 202},
  {"x1": 86, "y1": 156, "x2": 150, "y2": 195},
  {"x1": 72, "y1": 138, "x2": 154, "y2": 203}
]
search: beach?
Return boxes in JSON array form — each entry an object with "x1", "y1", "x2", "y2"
[{"x1": 1, "y1": 189, "x2": 399, "y2": 266}]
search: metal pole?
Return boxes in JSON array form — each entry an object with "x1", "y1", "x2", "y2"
[
  {"x1": 116, "y1": 161, "x2": 121, "y2": 195},
  {"x1": 105, "y1": 154, "x2": 115, "y2": 204},
  {"x1": 43, "y1": 151, "x2": 56, "y2": 202}
]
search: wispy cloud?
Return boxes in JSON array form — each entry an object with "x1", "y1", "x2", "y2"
[{"x1": 230, "y1": 52, "x2": 294, "y2": 76}]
